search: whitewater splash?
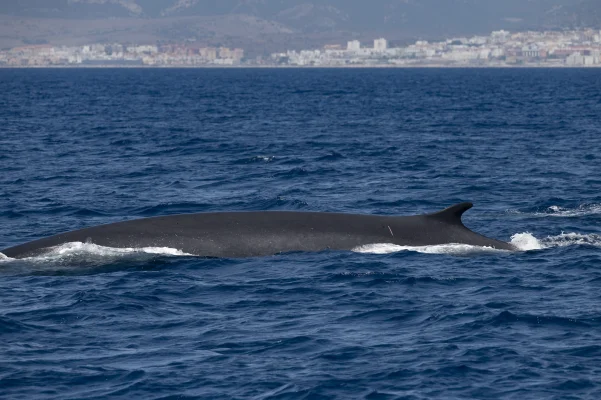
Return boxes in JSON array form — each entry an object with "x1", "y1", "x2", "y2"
[
  {"x1": 509, "y1": 233, "x2": 543, "y2": 251},
  {"x1": 0, "y1": 242, "x2": 192, "y2": 263},
  {"x1": 353, "y1": 232, "x2": 601, "y2": 255}
]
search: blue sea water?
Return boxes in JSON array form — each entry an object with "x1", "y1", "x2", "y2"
[{"x1": 0, "y1": 68, "x2": 601, "y2": 399}]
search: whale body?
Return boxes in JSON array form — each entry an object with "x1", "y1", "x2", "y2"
[{"x1": 1, "y1": 202, "x2": 515, "y2": 259}]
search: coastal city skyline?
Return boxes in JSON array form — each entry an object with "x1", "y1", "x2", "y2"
[
  {"x1": 272, "y1": 28, "x2": 601, "y2": 67},
  {"x1": 2, "y1": 28, "x2": 601, "y2": 68}
]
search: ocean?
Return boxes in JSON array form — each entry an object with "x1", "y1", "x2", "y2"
[{"x1": 1, "y1": 68, "x2": 600, "y2": 399}]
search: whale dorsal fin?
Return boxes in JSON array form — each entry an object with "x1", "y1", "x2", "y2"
[{"x1": 427, "y1": 202, "x2": 473, "y2": 225}]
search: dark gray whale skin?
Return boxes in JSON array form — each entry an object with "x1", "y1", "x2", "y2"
[{"x1": 1, "y1": 202, "x2": 515, "y2": 259}]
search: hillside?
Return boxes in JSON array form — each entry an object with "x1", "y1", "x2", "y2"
[
  {"x1": 544, "y1": 0, "x2": 601, "y2": 27},
  {"x1": 1, "y1": 0, "x2": 598, "y2": 54}
]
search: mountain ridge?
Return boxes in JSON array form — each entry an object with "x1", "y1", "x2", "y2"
[{"x1": 1, "y1": 0, "x2": 599, "y2": 54}]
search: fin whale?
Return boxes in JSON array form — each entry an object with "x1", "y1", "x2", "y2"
[{"x1": 1, "y1": 202, "x2": 515, "y2": 259}]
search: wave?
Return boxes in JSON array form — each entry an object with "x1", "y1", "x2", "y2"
[
  {"x1": 511, "y1": 204, "x2": 601, "y2": 218},
  {"x1": 473, "y1": 310, "x2": 593, "y2": 328},
  {"x1": 352, "y1": 234, "x2": 541, "y2": 255},
  {"x1": 353, "y1": 232, "x2": 601, "y2": 255},
  {"x1": 538, "y1": 232, "x2": 601, "y2": 248},
  {"x1": 508, "y1": 232, "x2": 601, "y2": 251},
  {"x1": 233, "y1": 155, "x2": 276, "y2": 164},
  {"x1": 0, "y1": 242, "x2": 191, "y2": 264},
  {"x1": 352, "y1": 243, "x2": 508, "y2": 256}
]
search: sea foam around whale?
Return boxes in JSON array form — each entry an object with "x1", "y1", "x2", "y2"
[
  {"x1": 353, "y1": 232, "x2": 601, "y2": 254},
  {"x1": 0, "y1": 242, "x2": 192, "y2": 263}
]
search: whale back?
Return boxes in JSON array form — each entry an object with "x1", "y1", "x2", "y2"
[{"x1": 1, "y1": 202, "x2": 516, "y2": 258}]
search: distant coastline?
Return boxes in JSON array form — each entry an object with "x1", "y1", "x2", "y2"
[{"x1": 2, "y1": 64, "x2": 601, "y2": 69}]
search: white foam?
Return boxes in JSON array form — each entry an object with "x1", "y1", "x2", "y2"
[
  {"x1": 540, "y1": 232, "x2": 601, "y2": 248},
  {"x1": 254, "y1": 155, "x2": 275, "y2": 162},
  {"x1": 512, "y1": 204, "x2": 601, "y2": 218},
  {"x1": 353, "y1": 231, "x2": 601, "y2": 255},
  {"x1": 48, "y1": 242, "x2": 191, "y2": 257},
  {"x1": 0, "y1": 242, "x2": 192, "y2": 263},
  {"x1": 507, "y1": 232, "x2": 601, "y2": 251},
  {"x1": 546, "y1": 204, "x2": 601, "y2": 217},
  {"x1": 510, "y1": 232, "x2": 543, "y2": 251},
  {"x1": 353, "y1": 243, "x2": 507, "y2": 255}
]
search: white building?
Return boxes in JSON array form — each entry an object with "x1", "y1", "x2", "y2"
[
  {"x1": 491, "y1": 30, "x2": 511, "y2": 43},
  {"x1": 566, "y1": 52, "x2": 584, "y2": 66},
  {"x1": 374, "y1": 38, "x2": 388, "y2": 52},
  {"x1": 478, "y1": 48, "x2": 491, "y2": 59},
  {"x1": 491, "y1": 48, "x2": 505, "y2": 58},
  {"x1": 126, "y1": 45, "x2": 158, "y2": 55},
  {"x1": 347, "y1": 40, "x2": 361, "y2": 52},
  {"x1": 522, "y1": 45, "x2": 540, "y2": 58},
  {"x1": 68, "y1": 54, "x2": 83, "y2": 64},
  {"x1": 469, "y1": 36, "x2": 488, "y2": 45},
  {"x1": 565, "y1": 52, "x2": 598, "y2": 66},
  {"x1": 442, "y1": 49, "x2": 480, "y2": 62}
]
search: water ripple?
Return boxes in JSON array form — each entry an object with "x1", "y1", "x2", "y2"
[{"x1": 1, "y1": 68, "x2": 601, "y2": 399}]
